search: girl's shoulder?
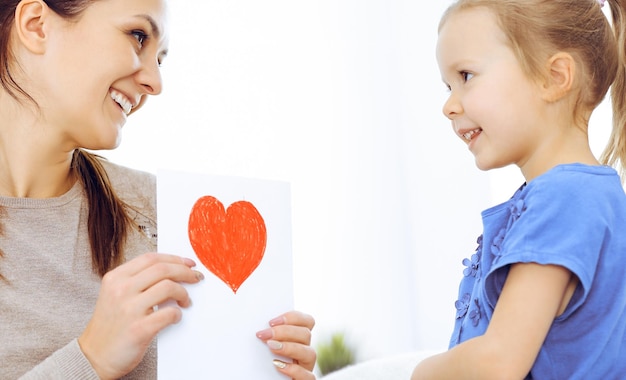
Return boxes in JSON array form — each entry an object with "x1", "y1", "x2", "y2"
[
  {"x1": 530, "y1": 163, "x2": 618, "y2": 187},
  {"x1": 525, "y1": 163, "x2": 623, "y2": 200}
]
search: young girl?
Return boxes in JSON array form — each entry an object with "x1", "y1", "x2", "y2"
[
  {"x1": 0, "y1": 1, "x2": 315, "y2": 379},
  {"x1": 412, "y1": 0, "x2": 626, "y2": 378}
]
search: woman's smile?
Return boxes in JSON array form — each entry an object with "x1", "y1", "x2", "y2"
[{"x1": 110, "y1": 89, "x2": 134, "y2": 115}]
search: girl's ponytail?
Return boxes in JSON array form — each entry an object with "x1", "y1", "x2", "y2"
[{"x1": 602, "y1": 0, "x2": 626, "y2": 178}]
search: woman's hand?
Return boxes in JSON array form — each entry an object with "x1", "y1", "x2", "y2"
[
  {"x1": 256, "y1": 310, "x2": 317, "y2": 379},
  {"x1": 78, "y1": 253, "x2": 204, "y2": 380}
]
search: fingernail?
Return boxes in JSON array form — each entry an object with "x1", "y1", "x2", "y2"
[
  {"x1": 269, "y1": 316, "x2": 285, "y2": 327},
  {"x1": 256, "y1": 328, "x2": 273, "y2": 340},
  {"x1": 267, "y1": 340, "x2": 283, "y2": 350},
  {"x1": 273, "y1": 359, "x2": 288, "y2": 369},
  {"x1": 194, "y1": 271, "x2": 205, "y2": 281},
  {"x1": 183, "y1": 258, "x2": 196, "y2": 267}
]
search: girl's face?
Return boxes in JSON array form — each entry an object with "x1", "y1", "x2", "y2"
[
  {"x1": 436, "y1": 7, "x2": 548, "y2": 174},
  {"x1": 27, "y1": 0, "x2": 169, "y2": 151}
]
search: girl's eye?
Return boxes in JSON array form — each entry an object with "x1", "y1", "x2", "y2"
[
  {"x1": 131, "y1": 30, "x2": 149, "y2": 48},
  {"x1": 461, "y1": 71, "x2": 474, "y2": 82}
]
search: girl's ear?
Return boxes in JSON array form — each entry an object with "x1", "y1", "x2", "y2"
[
  {"x1": 14, "y1": 0, "x2": 51, "y2": 55},
  {"x1": 541, "y1": 52, "x2": 576, "y2": 102}
]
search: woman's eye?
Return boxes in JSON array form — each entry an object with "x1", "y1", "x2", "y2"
[{"x1": 131, "y1": 30, "x2": 148, "y2": 48}]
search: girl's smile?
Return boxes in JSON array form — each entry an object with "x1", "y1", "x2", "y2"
[
  {"x1": 458, "y1": 127, "x2": 483, "y2": 144},
  {"x1": 436, "y1": 8, "x2": 549, "y2": 177}
]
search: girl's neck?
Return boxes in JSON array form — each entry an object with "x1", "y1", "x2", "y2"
[{"x1": 520, "y1": 124, "x2": 598, "y2": 182}]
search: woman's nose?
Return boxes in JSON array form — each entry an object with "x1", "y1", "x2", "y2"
[
  {"x1": 128, "y1": 59, "x2": 163, "y2": 115},
  {"x1": 137, "y1": 59, "x2": 163, "y2": 96}
]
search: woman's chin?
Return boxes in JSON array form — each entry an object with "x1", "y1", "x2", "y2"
[{"x1": 83, "y1": 135, "x2": 122, "y2": 152}]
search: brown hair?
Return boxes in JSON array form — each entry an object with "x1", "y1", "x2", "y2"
[
  {"x1": 0, "y1": 0, "x2": 131, "y2": 276},
  {"x1": 440, "y1": 0, "x2": 626, "y2": 176}
]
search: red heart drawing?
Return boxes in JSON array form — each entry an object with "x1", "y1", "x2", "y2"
[{"x1": 188, "y1": 196, "x2": 267, "y2": 294}]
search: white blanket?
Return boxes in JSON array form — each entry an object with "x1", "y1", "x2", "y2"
[{"x1": 320, "y1": 350, "x2": 443, "y2": 380}]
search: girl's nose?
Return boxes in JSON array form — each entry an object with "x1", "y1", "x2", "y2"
[{"x1": 442, "y1": 92, "x2": 462, "y2": 120}]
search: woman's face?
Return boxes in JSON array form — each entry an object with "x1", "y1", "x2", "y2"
[{"x1": 24, "y1": 0, "x2": 169, "y2": 151}]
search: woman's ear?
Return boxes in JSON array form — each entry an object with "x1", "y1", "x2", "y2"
[
  {"x1": 14, "y1": 0, "x2": 51, "y2": 55},
  {"x1": 542, "y1": 52, "x2": 576, "y2": 102}
]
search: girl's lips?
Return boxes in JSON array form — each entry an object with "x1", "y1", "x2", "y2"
[{"x1": 462, "y1": 128, "x2": 482, "y2": 142}]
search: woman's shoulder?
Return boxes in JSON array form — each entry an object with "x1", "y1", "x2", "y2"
[
  {"x1": 98, "y1": 158, "x2": 156, "y2": 196},
  {"x1": 98, "y1": 158, "x2": 157, "y2": 223}
]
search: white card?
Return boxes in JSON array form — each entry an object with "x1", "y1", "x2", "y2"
[{"x1": 156, "y1": 170, "x2": 294, "y2": 379}]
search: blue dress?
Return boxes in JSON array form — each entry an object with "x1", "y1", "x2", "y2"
[{"x1": 449, "y1": 164, "x2": 626, "y2": 379}]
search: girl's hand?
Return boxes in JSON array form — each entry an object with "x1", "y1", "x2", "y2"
[
  {"x1": 256, "y1": 310, "x2": 317, "y2": 379},
  {"x1": 78, "y1": 253, "x2": 204, "y2": 380}
]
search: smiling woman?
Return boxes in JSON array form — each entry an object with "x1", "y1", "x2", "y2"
[{"x1": 0, "y1": 1, "x2": 316, "y2": 379}]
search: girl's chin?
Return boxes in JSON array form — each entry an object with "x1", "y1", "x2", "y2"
[
  {"x1": 473, "y1": 157, "x2": 498, "y2": 172},
  {"x1": 474, "y1": 158, "x2": 511, "y2": 173}
]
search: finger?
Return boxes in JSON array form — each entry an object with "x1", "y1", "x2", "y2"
[
  {"x1": 133, "y1": 304, "x2": 184, "y2": 342},
  {"x1": 271, "y1": 359, "x2": 316, "y2": 380},
  {"x1": 112, "y1": 253, "x2": 197, "y2": 278},
  {"x1": 263, "y1": 324, "x2": 312, "y2": 346},
  {"x1": 132, "y1": 260, "x2": 204, "y2": 293},
  {"x1": 271, "y1": 311, "x2": 315, "y2": 331},
  {"x1": 139, "y1": 279, "x2": 193, "y2": 311},
  {"x1": 266, "y1": 340, "x2": 317, "y2": 372}
]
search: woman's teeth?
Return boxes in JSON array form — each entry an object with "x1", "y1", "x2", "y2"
[
  {"x1": 110, "y1": 90, "x2": 132, "y2": 115},
  {"x1": 463, "y1": 129, "x2": 482, "y2": 141}
]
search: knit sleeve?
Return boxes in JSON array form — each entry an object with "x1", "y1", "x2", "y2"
[{"x1": 18, "y1": 339, "x2": 99, "y2": 380}]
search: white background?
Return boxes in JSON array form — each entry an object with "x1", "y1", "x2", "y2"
[{"x1": 101, "y1": 0, "x2": 612, "y2": 369}]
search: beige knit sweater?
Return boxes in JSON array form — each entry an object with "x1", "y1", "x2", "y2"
[{"x1": 0, "y1": 160, "x2": 158, "y2": 379}]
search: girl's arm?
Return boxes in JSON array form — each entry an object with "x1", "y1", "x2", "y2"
[{"x1": 412, "y1": 262, "x2": 575, "y2": 380}]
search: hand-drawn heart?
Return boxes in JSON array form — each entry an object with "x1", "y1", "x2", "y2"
[{"x1": 188, "y1": 196, "x2": 267, "y2": 294}]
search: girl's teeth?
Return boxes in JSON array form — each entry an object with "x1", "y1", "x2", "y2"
[
  {"x1": 463, "y1": 129, "x2": 481, "y2": 141},
  {"x1": 110, "y1": 90, "x2": 132, "y2": 115}
]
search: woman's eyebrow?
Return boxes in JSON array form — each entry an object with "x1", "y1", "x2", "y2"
[{"x1": 135, "y1": 14, "x2": 162, "y2": 38}]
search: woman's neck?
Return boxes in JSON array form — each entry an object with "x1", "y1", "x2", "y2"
[
  {"x1": 0, "y1": 151, "x2": 76, "y2": 198},
  {"x1": 0, "y1": 110, "x2": 76, "y2": 198}
]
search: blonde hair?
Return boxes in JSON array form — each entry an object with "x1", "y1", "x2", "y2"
[{"x1": 441, "y1": 0, "x2": 626, "y2": 176}]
